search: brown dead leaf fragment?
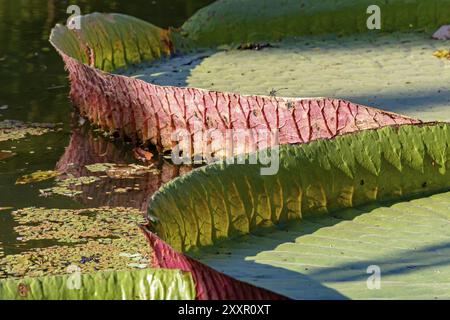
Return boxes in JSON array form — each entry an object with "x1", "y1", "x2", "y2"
[
  {"x1": 133, "y1": 147, "x2": 153, "y2": 162},
  {"x1": 0, "y1": 151, "x2": 15, "y2": 160}
]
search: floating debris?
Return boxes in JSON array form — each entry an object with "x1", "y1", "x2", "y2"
[
  {"x1": 0, "y1": 120, "x2": 60, "y2": 142},
  {"x1": 39, "y1": 186, "x2": 82, "y2": 198},
  {"x1": 39, "y1": 175, "x2": 100, "y2": 198},
  {"x1": 114, "y1": 187, "x2": 132, "y2": 193},
  {"x1": 0, "y1": 242, "x2": 4, "y2": 278},
  {"x1": 57, "y1": 175, "x2": 100, "y2": 187},
  {"x1": 0, "y1": 207, "x2": 150, "y2": 279},
  {"x1": 12, "y1": 207, "x2": 144, "y2": 243},
  {"x1": 237, "y1": 42, "x2": 274, "y2": 51},
  {"x1": 86, "y1": 163, "x2": 159, "y2": 179},
  {"x1": 133, "y1": 147, "x2": 153, "y2": 162},
  {"x1": 433, "y1": 49, "x2": 450, "y2": 59},
  {"x1": 15, "y1": 170, "x2": 60, "y2": 185},
  {"x1": 0, "y1": 150, "x2": 15, "y2": 161},
  {"x1": 0, "y1": 207, "x2": 13, "y2": 212},
  {"x1": 85, "y1": 163, "x2": 116, "y2": 173}
]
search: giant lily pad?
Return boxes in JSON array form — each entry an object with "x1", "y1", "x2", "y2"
[
  {"x1": 46, "y1": 0, "x2": 450, "y2": 300},
  {"x1": 181, "y1": 0, "x2": 450, "y2": 46},
  {"x1": 0, "y1": 268, "x2": 196, "y2": 300},
  {"x1": 50, "y1": 8, "x2": 421, "y2": 158},
  {"x1": 128, "y1": 32, "x2": 450, "y2": 122},
  {"x1": 146, "y1": 123, "x2": 450, "y2": 299},
  {"x1": 197, "y1": 191, "x2": 450, "y2": 299}
]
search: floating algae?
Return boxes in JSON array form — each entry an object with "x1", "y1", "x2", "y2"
[
  {"x1": 0, "y1": 242, "x2": 4, "y2": 278},
  {"x1": 15, "y1": 170, "x2": 60, "y2": 185},
  {"x1": 84, "y1": 163, "x2": 116, "y2": 173},
  {"x1": 0, "y1": 120, "x2": 60, "y2": 142},
  {"x1": 433, "y1": 49, "x2": 450, "y2": 59},
  {"x1": 38, "y1": 163, "x2": 159, "y2": 199},
  {"x1": 0, "y1": 207, "x2": 150, "y2": 279},
  {"x1": 85, "y1": 163, "x2": 159, "y2": 178},
  {"x1": 39, "y1": 175, "x2": 100, "y2": 198}
]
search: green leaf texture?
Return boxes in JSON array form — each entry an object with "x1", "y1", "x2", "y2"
[
  {"x1": 148, "y1": 123, "x2": 450, "y2": 253},
  {"x1": 50, "y1": 13, "x2": 174, "y2": 72},
  {"x1": 197, "y1": 191, "x2": 450, "y2": 299},
  {"x1": 0, "y1": 268, "x2": 196, "y2": 300},
  {"x1": 182, "y1": 0, "x2": 450, "y2": 47}
]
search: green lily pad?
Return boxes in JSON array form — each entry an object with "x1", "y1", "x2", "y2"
[
  {"x1": 127, "y1": 32, "x2": 450, "y2": 122},
  {"x1": 0, "y1": 268, "x2": 196, "y2": 300},
  {"x1": 198, "y1": 191, "x2": 450, "y2": 299},
  {"x1": 148, "y1": 123, "x2": 450, "y2": 299}
]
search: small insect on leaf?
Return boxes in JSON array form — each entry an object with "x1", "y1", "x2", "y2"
[
  {"x1": 18, "y1": 283, "x2": 29, "y2": 297},
  {"x1": 15, "y1": 170, "x2": 60, "y2": 185}
]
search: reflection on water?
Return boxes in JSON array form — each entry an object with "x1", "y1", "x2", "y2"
[
  {"x1": 0, "y1": 0, "x2": 214, "y2": 123},
  {"x1": 1, "y1": 121, "x2": 192, "y2": 255},
  {"x1": 0, "y1": 0, "x2": 213, "y2": 255},
  {"x1": 55, "y1": 124, "x2": 192, "y2": 212}
]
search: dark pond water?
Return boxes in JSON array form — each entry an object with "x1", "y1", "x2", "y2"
[{"x1": 0, "y1": 0, "x2": 213, "y2": 255}]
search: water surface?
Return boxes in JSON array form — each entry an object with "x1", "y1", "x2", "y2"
[{"x1": 0, "y1": 0, "x2": 213, "y2": 256}]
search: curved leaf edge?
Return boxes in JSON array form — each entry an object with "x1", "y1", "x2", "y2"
[{"x1": 147, "y1": 122, "x2": 450, "y2": 253}]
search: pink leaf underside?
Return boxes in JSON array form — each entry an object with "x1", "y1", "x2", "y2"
[
  {"x1": 61, "y1": 53, "x2": 420, "y2": 157},
  {"x1": 141, "y1": 227, "x2": 289, "y2": 300},
  {"x1": 433, "y1": 25, "x2": 450, "y2": 40}
]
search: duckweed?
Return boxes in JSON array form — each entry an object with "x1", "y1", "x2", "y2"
[
  {"x1": 0, "y1": 120, "x2": 60, "y2": 142},
  {"x1": 16, "y1": 170, "x2": 60, "y2": 185},
  {"x1": 0, "y1": 207, "x2": 150, "y2": 279},
  {"x1": 39, "y1": 175, "x2": 100, "y2": 198},
  {"x1": 86, "y1": 163, "x2": 159, "y2": 178}
]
